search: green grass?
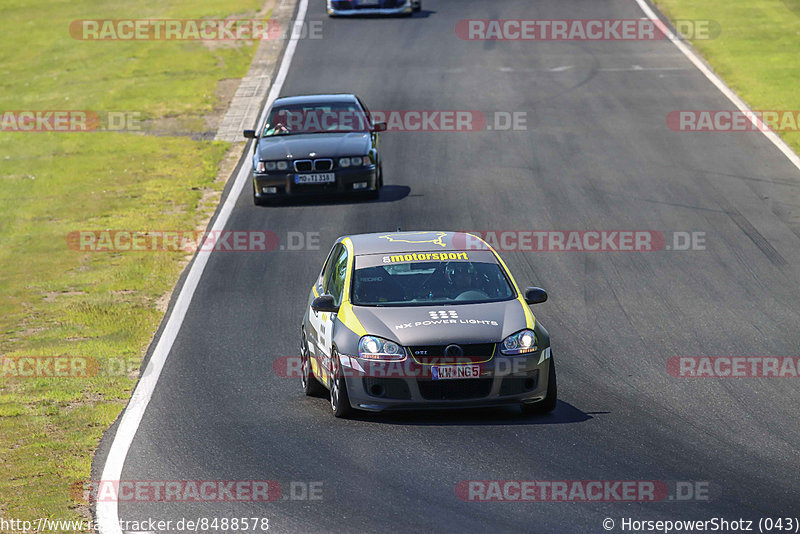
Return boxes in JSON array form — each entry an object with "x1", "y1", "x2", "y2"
[
  {"x1": 0, "y1": 0, "x2": 264, "y2": 522},
  {"x1": 654, "y1": 0, "x2": 800, "y2": 152}
]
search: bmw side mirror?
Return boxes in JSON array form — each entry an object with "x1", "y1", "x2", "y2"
[
  {"x1": 311, "y1": 294, "x2": 339, "y2": 313},
  {"x1": 373, "y1": 122, "x2": 387, "y2": 132},
  {"x1": 524, "y1": 287, "x2": 548, "y2": 305},
  {"x1": 243, "y1": 129, "x2": 257, "y2": 139}
]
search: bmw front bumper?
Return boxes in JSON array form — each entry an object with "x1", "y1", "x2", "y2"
[
  {"x1": 253, "y1": 166, "x2": 378, "y2": 200},
  {"x1": 327, "y1": 1, "x2": 413, "y2": 16}
]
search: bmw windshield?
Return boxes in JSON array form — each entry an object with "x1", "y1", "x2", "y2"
[
  {"x1": 352, "y1": 251, "x2": 516, "y2": 306},
  {"x1": 261, "y1": 102, "x2": 370, "y2": 136}
]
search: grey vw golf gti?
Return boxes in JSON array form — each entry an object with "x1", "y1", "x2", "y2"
[{"x1": 300, "y1": 231, "x2": 556, "y2": 418}]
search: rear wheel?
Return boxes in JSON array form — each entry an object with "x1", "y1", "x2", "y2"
[
  {"x1": 301, "y1": 331, "x2": 326, "y2": 397},
  {"x1": 330, "y1": 350, "x2": 353, "y2": 418},
  {"x1": 521, "y1": 351, "x2": 557, "y2": 415}
]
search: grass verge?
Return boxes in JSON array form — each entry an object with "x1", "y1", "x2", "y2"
[
  {"x1": 653, "y1": 0, "x2": 800, "y2": 154},
  {"x1": 0, "y1": 0, "x2": 265, "y2": 522}
]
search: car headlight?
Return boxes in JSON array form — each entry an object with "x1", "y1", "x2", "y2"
[
  {"x1": 276, "y1": 161, "x2": 289, "y2": 170},
  {"x1": 265, "y1": 161, "x2": 277, "y2": 171},
  {"x1": 501, "y1": 329, "x2": 537, "y2": 355},
  {"x1": 358, "y1": 335, "x2": 405, "y2": 360},
  {"x1": 256, "y1": 161, "x2": 266, "y2": 173},
  {"x1": 340, "y1": 156, "x2": 371, "y2": 168}
]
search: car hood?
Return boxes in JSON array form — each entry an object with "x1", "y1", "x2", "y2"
[
  {"x1": 256, "y1": 132, "x2": 371, "y2": 160},
  {"x1": 351, "y1": 299, "x2": 530, "y2": 346}
]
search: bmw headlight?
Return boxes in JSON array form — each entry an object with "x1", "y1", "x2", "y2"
[
  {"x1": 339, "y1": 156, "x2": 371, "y2": 168},
  {"x1": 257, "y1": 161, "x2": 288, "y2": 172},
  {"x1": 501, "y1": 329, "x2": 537, "y2": 355},
  {"x1": 358, "y1": 335, "x2": 405, "y2": 360}
]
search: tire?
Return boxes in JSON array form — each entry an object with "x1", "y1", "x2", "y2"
[
  {"x1": 253, "y1": 190, "x2": 265, "y2": 206},
  {"x1": 413, "y1": 0, "x2": 421, "y2": 12},
  {"x1": 301, "y1": 331, "x2": 326, "y2": 397},
  {"x1": 521, "y1": 351, "x2": 557, "y2": 415},
  {"x1": 329, "y1": 350, "x2": 353, "y2": 418},
  {"x1": 364, "y1": 166, "x2": 382, "y2": 200}
]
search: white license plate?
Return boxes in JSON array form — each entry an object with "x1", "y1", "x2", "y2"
[
  {"x1": 295, "y1": 173, "x2": 335, "y2": 184},
  {"x1": 431, "y1": 365, "x2": 481, "y2": 380}
]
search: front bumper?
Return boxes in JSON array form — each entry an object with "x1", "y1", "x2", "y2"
[
  {"x1": 327, "y1": 1, "x2": 412, "y2": 16},
  {"x1": 253, "y1": 166, "x2": 378, "y2": 199},
  {"x1": 340, "y1": 347, "x2": 552, "y2": 412}
]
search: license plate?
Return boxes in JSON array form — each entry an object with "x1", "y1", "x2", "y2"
[
  {"x1": 295, "y1": 173, "x2": 335, "y2": 184},
  {"x1": 431, "y1": 365, "x2": 481, "y2": 380}
]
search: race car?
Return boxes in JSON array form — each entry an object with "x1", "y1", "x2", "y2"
[
  {"x1": 300, "y1": 231, "x2": 556, "y2": 418},
  {"x1": 327, "y1": 0, "x2": 421, "y2": 16},
  {"x1": 244, "y1": 94, "x2": 386, "y2": 205}
]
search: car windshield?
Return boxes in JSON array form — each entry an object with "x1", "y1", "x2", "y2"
[
  {"x1": 261, "y1": 102, "x2": 370, "y2": 136},
  {"x1": 352, "y1": 256, "x2": 516, "y2": 306}
]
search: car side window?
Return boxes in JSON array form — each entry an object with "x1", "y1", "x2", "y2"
[
  {"x1": 328, "y1": 247, "x2": 349, "y2": 307},
  {"x1": 320, "y1": 245, "x2": 338, "y2": 293},
  {"x1": 356, "y1": 97, "x2": 372, "y2": 125},
  {"x1": 322, "y1": 244, "x2": 343, "y2": 295}
]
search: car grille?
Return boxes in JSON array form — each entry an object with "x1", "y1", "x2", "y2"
[
  {"x1": 410, "y1": 343, "x2": 495, "y2": 364},
  {"x1": 417, "y1": 378, "x2": 492, "y2": 401},
  {"x1": 294, "y1": 160, "x2": 312, "y2": 172},
  {"x1": 293, "y1": 159, "x2": 334, "y2": 172},
  {"x1": 314, "y1": 159, "x2": 333, "y2": 171}
]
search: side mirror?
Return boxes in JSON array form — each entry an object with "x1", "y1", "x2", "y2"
[
  {"x1": 311, "y1": 294, "x2": 339, "y2": 313},
  {"x1": 373, "y1": 122, "x2": 387, "y2": 132},
  {"x1": 243, "y1": 129, "x2": 257, "y2": 139},
  {"x1": 524, "y1": 287, "x2": 548, "y2": 305}
]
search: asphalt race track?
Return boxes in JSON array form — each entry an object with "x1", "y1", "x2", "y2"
[{"x1": 98, "y1": 1, "x2": 800, "y2": 532}]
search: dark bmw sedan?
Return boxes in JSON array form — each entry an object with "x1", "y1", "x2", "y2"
[{"x1": 244, "y1": 94, "x2": 386, "y2": 204}]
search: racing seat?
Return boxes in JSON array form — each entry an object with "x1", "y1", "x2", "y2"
[{"x1": 355, "y1": 268, "x2": 406, "y2": 304}]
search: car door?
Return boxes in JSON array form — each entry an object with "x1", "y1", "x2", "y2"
[{"x1": 308, "y1": 243, "x2": 347, "y2": 377}]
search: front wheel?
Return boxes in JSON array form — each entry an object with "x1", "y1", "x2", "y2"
[
  {"x1": 521, "y1": 351, "x2": 557, "y2": 415},
  {"x1": 330, "y1": 350, "x2": 353, "y2": 418},
  {"x1": 412, "y1": 0, "x2": 421, "y2": 12}
]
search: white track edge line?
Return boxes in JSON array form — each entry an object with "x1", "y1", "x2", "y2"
[
  {"x1": 96, "y1": 1, "x2": 309, "y2": 532},
  {"x1": 634, "y1": 0, "x2": 800, "y2": 172}
]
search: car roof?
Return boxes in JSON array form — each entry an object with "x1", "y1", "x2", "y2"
[
  {"x1": 342, "y1": 231, "x2": 492, "y2": 256},
  {"x1": 272, "y1": 94, "x2": 360, "y2": 107}
]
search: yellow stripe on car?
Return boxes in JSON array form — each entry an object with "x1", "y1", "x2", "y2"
[
  {"x1": 470, "y1": 232, "x2": 536, "y2": 330},
  {"x1": 339, "y1": 238, "x2": 368, "y2": 336}
]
